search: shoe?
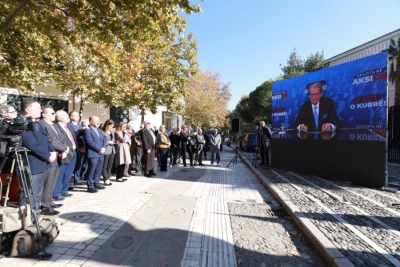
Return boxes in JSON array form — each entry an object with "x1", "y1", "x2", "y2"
[
  {"x1": 53, "y1": 196, "x2": 65, "y2": 201},
  {"x1": 95, "y1": 185, "x2": 106, "y2": 190},
  {"x1": 74, "y1": 181, "x2": 84, "y2": 186},
  {"x1": 149, "y1": 172, "x2": 157, "y2": 176},
  {"x1": 199, "y1": 163, "x2": 205, "y2": 166},
  {"x1": 116, "y1": 178, "x2": 125, "y2": 182},
  {"x1": 41, "y1": 208, "x2": 60, "y2": 216},
  {"x1": 87, "y1": 188, "x2": 98, "y2": 193},
  {"x1": 144, "y1": 173, "x2": 152, "y2": 177},
  {"x1": 160, "y1": 169, "x2": 167, "y2": 172},
  {"x1": 62, "y1": 193, "x2": 73, "y2": 197},
  {"x1": 104, "y1": 182, "x2": 112, "y2": 186},
  {"x1": 52, "y1": 202, "x2": 63, "y2": 208}
]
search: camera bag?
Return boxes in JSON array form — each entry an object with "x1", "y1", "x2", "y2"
[
  {"x1": 1, "y1": 173, "x2": 31, "y2": 233},
  {"x1": 10, "y1": 217, "x2": 59, "y2": 257}
]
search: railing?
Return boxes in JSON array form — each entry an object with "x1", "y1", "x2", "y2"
[{"x1": 388, "y1": 104, "x2": 400, "y2": 162}]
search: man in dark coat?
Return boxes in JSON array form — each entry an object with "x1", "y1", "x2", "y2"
[
  {"x1": 21, "y1": 99, "x2": 57, "y2": 218},
  {"x1": 83, "y1": 116, "x2": 107, "y2": 192},
  {"x1": 53, "y1": 110, "x2": 78, "y2": 199},
  {"x1": 38, "y1": 105, "x2": 68, "y2": 215},
  {"x1": 68, "y1": 110, "x2": 84, "y2": 185},
  {"x1": 141, "y1": 120, "x2": 157, "y2": 177},
  {"x1": 257, "y1": 121, "x2": 272, "y2": 166},
  {"x1": 294, "y1": 82, "x2": 341, "y2": 132}
]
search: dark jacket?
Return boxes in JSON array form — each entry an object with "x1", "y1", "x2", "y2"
[
  {"x1": 21, "y1": 119, "x2": 53, "y2": 174},
  {"x1": 169, "y1": 133, "x2": 181, "y2": 148}
]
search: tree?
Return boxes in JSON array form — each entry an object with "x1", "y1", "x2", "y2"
[
  {"x1": 388, "y1": 37, "x2": 400, "y2": 105},
  {"x1": 303, "y1": 51, "x2": 327, "y2": 72},
  {"x1": 232, "y1": 80, "x2": 273, "y2": 126},
  {"x1": 280, "y1": 48, "x2": 304, "y2": 79},
  {"x1": 280, "y1": 49, "x2": 326, "y2": 79},
  {"x1": 0, "y1": 0, "x2": 201, "y2": 93},
  {"x1": 183, "y1": 69, "x2": 231, "y2": 129}
]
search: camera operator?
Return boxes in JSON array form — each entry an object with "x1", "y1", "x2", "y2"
[
  {"x1": 257, "y1": 121, "x2": 272, "y2": 166},
  {"x1": 20, "y1": 99, "x2": 57, "y2": 219},
  {"x1": 0, "y1": 104, "x2": 18, "y2": 120}
]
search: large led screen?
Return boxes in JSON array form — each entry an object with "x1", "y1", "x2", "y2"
[{"x1": 271, "y1": 52, "x2": 387, "y2": 187}]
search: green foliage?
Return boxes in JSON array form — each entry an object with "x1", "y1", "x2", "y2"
[
  {"x1": 280, "y1": 48, "x2": 326, "y2": 79},
  {"x1": 388, "y1": 37, "x2": 400, "y2": 105},
  {"x1": 0, "y1": 0, "x2": 201, "y2": 111}
]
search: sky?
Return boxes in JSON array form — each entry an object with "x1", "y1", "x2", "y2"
[{"x1": 185, "y1": 0, "x2": 400, "y2": 111}]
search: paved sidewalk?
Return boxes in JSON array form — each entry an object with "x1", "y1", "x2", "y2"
[
  {"x1": 0, "y1": 148, "x2": 326, "y2": 267},
  {"x1": 240, "y1": 150, "x2": 400, "y2": 267}
]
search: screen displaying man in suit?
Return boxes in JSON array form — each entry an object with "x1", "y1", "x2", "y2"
[
  {"x1": 83, "y1": 116, "x2": 107, "y2": 193},
  {"x1": 294, "y1": 82, "x2": 341, "y2": 132}
]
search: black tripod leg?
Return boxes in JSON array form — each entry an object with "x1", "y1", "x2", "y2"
[{"x1": 16, "y1": 151, "x2": 52, "y2": 260}]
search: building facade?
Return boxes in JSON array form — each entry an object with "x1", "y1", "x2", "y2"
[{"x1": 0, "y1": 82, "x2": 183, "y2": 132}]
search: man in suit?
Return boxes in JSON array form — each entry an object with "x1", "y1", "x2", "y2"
[
  {"x1": 68, "y1": 110, "x2": 84, "y2": 185},
  {"x1": 294, "y1": 82, "x2": 341, "y2": 132},
  {"x1": 38, "y1": 105, "x2": 68, "y2": 215},
  {"x1": 83, "y1": 116, "x2": 107, "y2": 192},
  {"x1": 141, "y1": 120, "x2": 157, "y2": 177},
  {"x1": 21, "y1": 99, "x2": 57, "y2": 219},
  {"x1": 53, "y1": 110, "x2": 78, "y2": 199},
  {"x1": 257, "y1": 121, "x2": 272, "y2": 166}
]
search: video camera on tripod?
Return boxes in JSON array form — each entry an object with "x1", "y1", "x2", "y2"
[{"x1": 0, "y1": 114, "x2": 55, "y2": 259}]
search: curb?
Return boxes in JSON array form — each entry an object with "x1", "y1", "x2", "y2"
[{"x1": 232, "y1": 148, "x2": 355, "y2": 267}]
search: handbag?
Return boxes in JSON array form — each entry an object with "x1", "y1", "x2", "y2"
[{"x1": 0, "y1": 173, "x2": 31, "y2": 233}]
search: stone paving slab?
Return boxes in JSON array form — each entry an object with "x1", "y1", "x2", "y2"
[{"x1": 1, "y1": 148, "x2": 329, "y2": 267}]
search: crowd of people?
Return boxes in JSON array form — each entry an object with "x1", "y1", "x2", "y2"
[{"x1": 0, "y1": 100, "x2": 223, "y2": 219}]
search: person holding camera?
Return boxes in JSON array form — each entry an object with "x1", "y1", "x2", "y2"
[
  {"x1": 0, "y1": 105, "x2": 18, "y2": 120},
  {"x1": 21, "y1": 99, "x2": 57, "y2": 218},
  {"x1": 257, "y1": 121, "x2": 272, "y2": 166}
]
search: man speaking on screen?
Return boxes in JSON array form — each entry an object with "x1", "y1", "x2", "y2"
[{"x1": 294, "y1": 81, "x2": 341, "y2": 132}]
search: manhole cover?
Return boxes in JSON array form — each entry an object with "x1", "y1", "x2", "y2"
[
  {"x1": 265, "y1": 208, "x2": 289, "y2": 218},
  {"x1": 170, "y1": 208, "x2": 186, "y2": 215},
  {"x1": 111, "y1": 237, "x2": 133, "y2": 249}
]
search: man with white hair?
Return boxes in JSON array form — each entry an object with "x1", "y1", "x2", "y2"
[
  {"x1": 52, "y1": 110, "x2": 78, "y2": 200},
  {"x1": 141, "y1": 120, "x2": 157, "y2": 177},
  {"x1": 83, "y1": 116, "x2": 107, "y2": 192}
]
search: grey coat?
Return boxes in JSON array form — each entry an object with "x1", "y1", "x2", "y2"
[
  {"x1": 196, "y1": 134, "x2": 206, "y2": 151},
  {"x1": 103, "y1": 130, "x2": 116, "y2": 155},
  {"x1": 209, "y1": 134, "x2": 221, "y2": 153},
  {"x1": 114, "y1": 131, "x2": 132, "y2": 165}
]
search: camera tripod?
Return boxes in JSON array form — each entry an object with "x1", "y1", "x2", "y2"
[
  {"x1": 227, "y1": 144, "x2": 239, "y2": 167},
  {"x1": 252, "y1": 141, "x2": 269, "y2": 169},
  {"x1": 0, "y1": 145, "x2": 52, "y2": 260}
]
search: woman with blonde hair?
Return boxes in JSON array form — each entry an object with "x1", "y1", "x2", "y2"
[
  {"x1": 157, "y1": 125, "x2": 171, "y2": 172},
  {"x1": 114, "y1": 122, "x2": 132, "y2": 181}
]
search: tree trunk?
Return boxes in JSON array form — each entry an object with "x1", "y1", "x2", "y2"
[{"x1": 79, "y1": 96, "x2": 85, "y2": 122}]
